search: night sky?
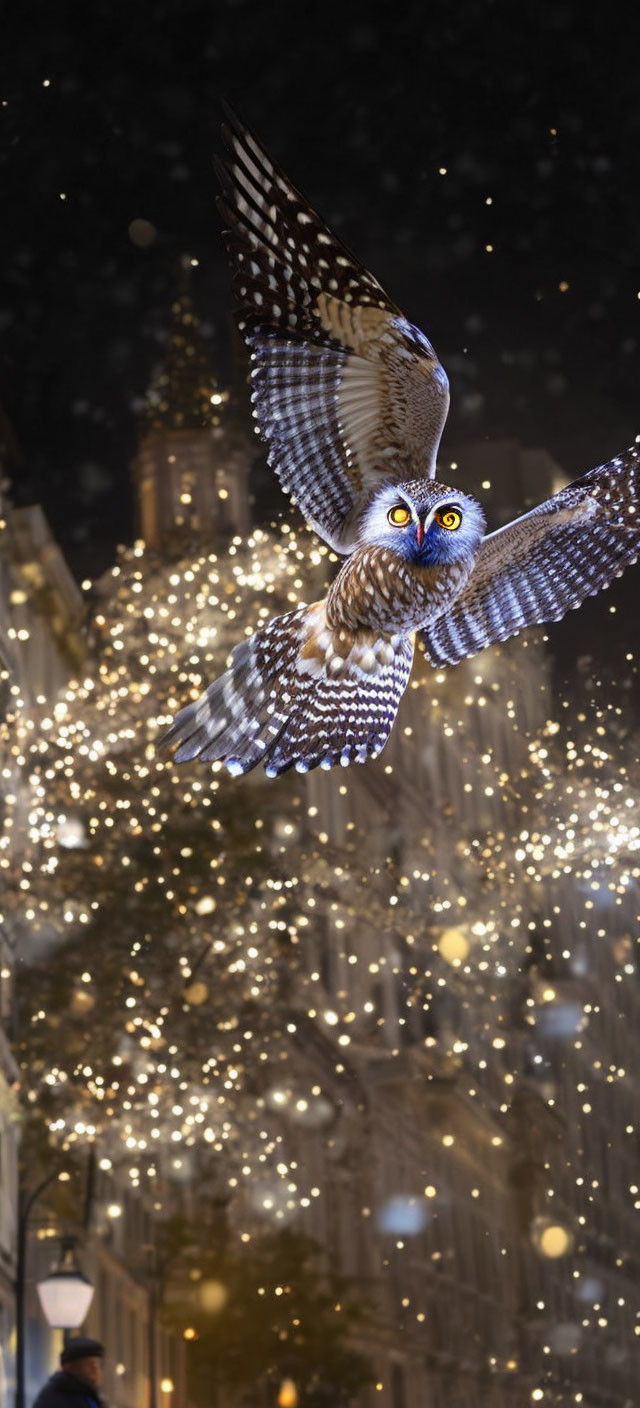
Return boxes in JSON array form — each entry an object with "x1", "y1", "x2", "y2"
[{"x1": 2, "y1": 2, "x2": 640, "y2": 680}]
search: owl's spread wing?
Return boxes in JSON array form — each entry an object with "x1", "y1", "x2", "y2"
[
  {"x1": 160, "y1": 602, "x2": 415, "y2": 776},
  {"x1": 421, "y1": 444, "x2": 640, "y2": 667},
  {"x1": 217, "y1": 107, "x2": 450, "y2": 553}
]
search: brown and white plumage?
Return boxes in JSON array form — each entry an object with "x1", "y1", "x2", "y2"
[
  {"x1": 162, "y1": 603, "x2": 415, "y2": 777},
  {"x1": 215, "y1": 104, "x2": 450, "y2": 554},
  {"x1": 160, "y1": 111, "x2": 640, "y2": 779},
  {"x1": 421, "y1": 448, "x2": 640, "y2": 667}
]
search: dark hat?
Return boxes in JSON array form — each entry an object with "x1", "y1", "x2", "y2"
[{"x1": 60, "y1": 1338, "x2": 104, "y2": 1366}]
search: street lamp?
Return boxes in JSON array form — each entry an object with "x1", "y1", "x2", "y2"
[
  {"x1": 37, "y1": 1238, "x2": 94, "y2": 1330},
  {"x1": 15, "y1": 1171, "x2": 62, "y2": 1408},
  {"x1": 15, "y1": 1168, "x2": 95, "y2": 1408}
]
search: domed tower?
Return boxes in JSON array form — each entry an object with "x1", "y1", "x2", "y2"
[{"x1": 132, "y1": 267, "x2": 253, "y2": 551}]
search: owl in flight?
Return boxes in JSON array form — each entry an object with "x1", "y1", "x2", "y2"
[{"x1": 161, "y1": 109, "x2": 640, "y2": 777}]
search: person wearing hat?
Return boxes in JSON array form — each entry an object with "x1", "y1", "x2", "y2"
[{"x1": 31, "y1": 1337, "x2": 105, "y2": 1408}]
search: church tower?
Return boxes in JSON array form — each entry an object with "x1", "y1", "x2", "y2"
[{"x1": 132, "y1": 268, "x2": 253, "y2": 551}]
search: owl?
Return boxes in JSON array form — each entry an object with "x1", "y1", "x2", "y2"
[{"x1": 160, "y1": 108, "x2": 640, "y2": 777}]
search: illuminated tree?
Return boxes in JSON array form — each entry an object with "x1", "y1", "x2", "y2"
[
  {"x1": 1, "y1": 518, "x2": 537, "y2": 1194},
  {"x1": 3, "y1": 528, "x2": 322, "y2": 1189}
]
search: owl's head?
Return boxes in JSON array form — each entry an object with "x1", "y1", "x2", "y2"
[{"x1": 359, "y1": 480, "x2": 486, "y2": 565}]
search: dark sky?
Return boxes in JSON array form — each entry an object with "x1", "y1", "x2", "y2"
[{"x1": 2, "y1": 2, "x2": 640, "y2": 678}]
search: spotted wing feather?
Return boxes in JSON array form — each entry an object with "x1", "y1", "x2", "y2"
[
  {"x1": 421, "y1": 444, "x2": 640, "y2": 667},
  {"x1": 160, "y1": 604, "x2": 414, "y2": 777},
  {"x1": 217, "y1": 107, "x2": 449, "y2": 552}
]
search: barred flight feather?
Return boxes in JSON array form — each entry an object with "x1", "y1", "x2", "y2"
[
  {"x1": 250, "y1": 340, "x2": 355, "y2": 546},
  {"x1": 160, "y1": 603, "x2": 414, "y2": 777},
  {"x1": 422, "y1": 444, "x2": 640, "y2": 667},
  {"x1": 217, "y1": 107, "x2": 449, "y2": 551}
]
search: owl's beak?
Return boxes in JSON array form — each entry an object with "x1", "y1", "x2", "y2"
[{"x1": 416, "y1": 521, "x2": 425, "y2": 549}]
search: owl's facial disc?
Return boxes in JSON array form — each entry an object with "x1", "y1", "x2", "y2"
[{"x1": 359, "y1": 484, "x2": 484, "y2": 563}]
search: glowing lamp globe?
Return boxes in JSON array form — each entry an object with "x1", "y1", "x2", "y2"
[
  {"x1": 277, "y1": 1380, "x2": 299, "y2": 1408},
  {"x1": 438, "y1": 928, "x2": 470, "y2": 966},
  {"x1": 37, "y1": 1244, "x2": 94, "y2": 1328}
]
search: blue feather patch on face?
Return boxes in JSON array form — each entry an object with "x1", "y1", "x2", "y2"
[
  {"x1": 357, "y1": 481, "x2": 486, "y2": 564},
  {"x1": 418, "y1": 529, "x2": 460, "y2": 565},
  {"x1": 419, "y1": 493, "x2": 486, "y2": 565}
]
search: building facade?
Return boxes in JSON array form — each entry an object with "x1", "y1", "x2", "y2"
[
  {"x1": 0, "y1": 419, "x2": 188, "y2": 1408},
  {"x1": 131, "y1": 283, "x2": 253, "y2": 553},
  {"x1": 0, "y1": 424, "x2": 86, "y2": 1408}
]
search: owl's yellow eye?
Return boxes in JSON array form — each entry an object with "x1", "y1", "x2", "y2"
[
  {"x1": 387, "y1": 505, "x2": 411, "y2": 527},
  {"x1": 434, "y1": 506, "x2": 462, "y2": 532}
]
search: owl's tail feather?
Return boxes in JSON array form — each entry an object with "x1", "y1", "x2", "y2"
[{"x1": 159, "y1": 603, "x2": 414, "y2": 778}]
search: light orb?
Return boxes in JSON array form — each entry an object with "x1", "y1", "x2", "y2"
[
  {"x1": 184, "y1": 981, "x2": 209, "y2": 1006},
  {"x1": 199, "y1": 1279, "x2": 228, "y2": 1313},
  {"x1": 532, "y1": 1216, "x2": 574, "y2": 1259},
  {"x1": 438, "y1": 928, "x2": 470, "y2": 966}
]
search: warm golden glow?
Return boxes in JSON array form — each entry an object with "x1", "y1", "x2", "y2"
[
  {"x1": 533, "y1": 1218, "x2": 573, "y2": 1259},
  {"x1": 199, "y1": 1280, "x2": 228, "y2": 1314},
  {"x1": 183, "y1": 981, "x2": 209, "y2": 1007},
  {"x1": 277, "y1": 1380, "x2": 298, "y2": 1408},
  {"x1": 438, "y1": 928, "x2": 470, "y2": 966}
]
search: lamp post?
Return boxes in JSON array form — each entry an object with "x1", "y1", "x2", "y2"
[
  {"x1": 15, "y1": 1172, "x2": 59, "y2": 1408},
  {"x1": 15, "y1": 1178, "x2": 94, "y2": 1408}
]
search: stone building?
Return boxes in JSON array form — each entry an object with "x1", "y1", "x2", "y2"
[
  {"x1": 131, "y1": 280, "x2": 253, "y2": 553},
  {"x1": 0, "y1": 412, "x2": 84, "y2": 708},
  {"x1": 0, "y1": 412, "x2": 187, "y2": 1408},
  {"x1": 0, "y1": 410, "x2": 85, "y2": 1403}
]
